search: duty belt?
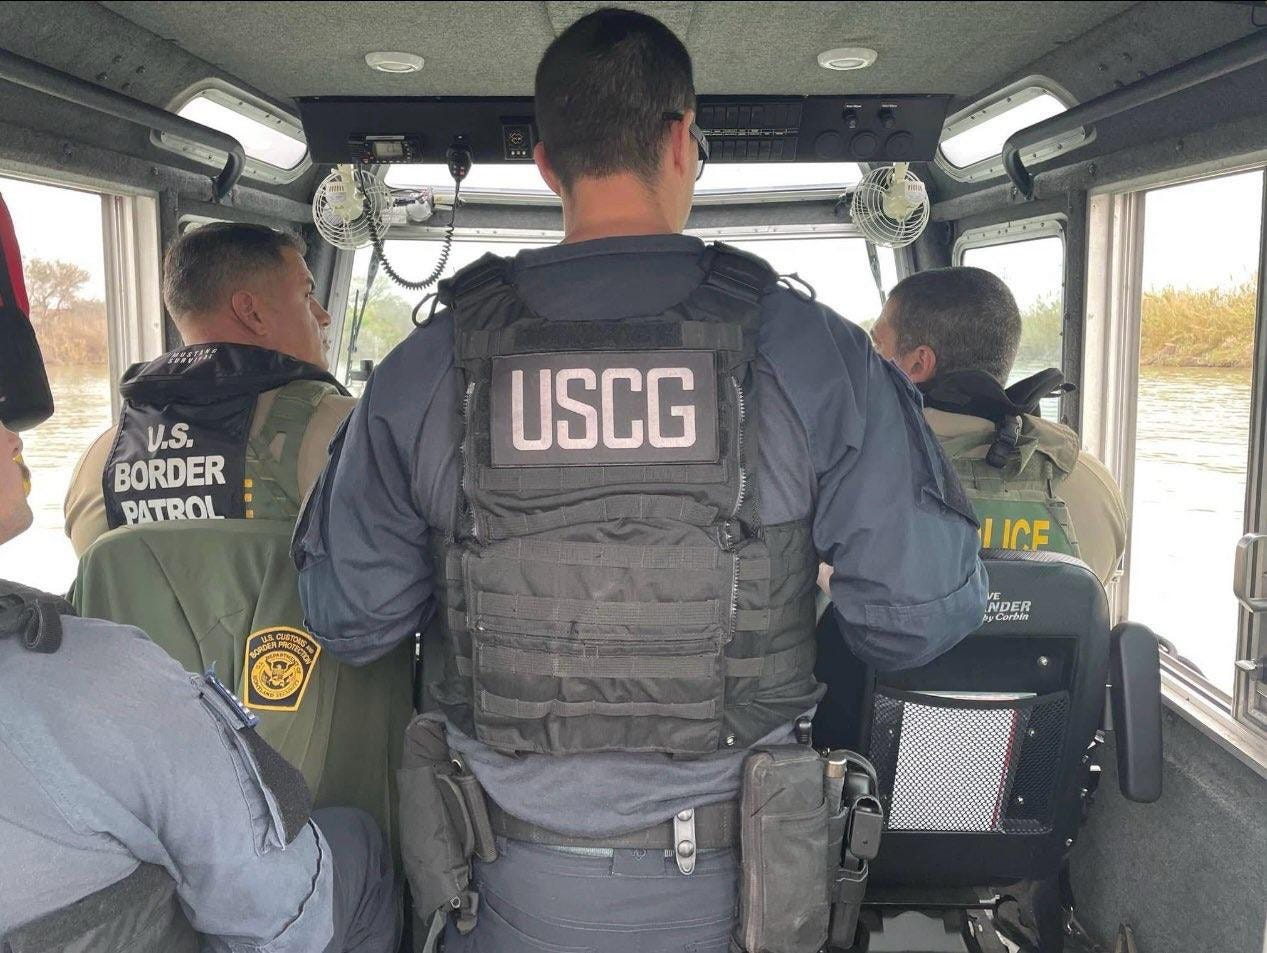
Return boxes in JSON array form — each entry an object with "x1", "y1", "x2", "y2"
[{"x1": 488, "y1": 798, "x2": 740, "y2": 874}]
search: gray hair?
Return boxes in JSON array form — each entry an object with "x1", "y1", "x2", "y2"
[
  {"x1": 886, "y1": 266, "x2": 1024, "y2": 383},
  {"x1": 162, "y1": 222, "x2": 305, "y2": 321}
]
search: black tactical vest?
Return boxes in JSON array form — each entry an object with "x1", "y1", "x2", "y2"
[
  {"x1": 104, "y1": 344, "x2": 346, "y2": 529},
  {"x1": 430, "y1": 244, "x2": 822, "y2": 757}
]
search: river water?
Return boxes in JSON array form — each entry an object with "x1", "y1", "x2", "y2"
[
  {"x1": 1131, "y1": 366, "x2": 1253, "y2": 695},
  {"x1": 0, "y1": 363, "x2": 1254, "y2": 694}
]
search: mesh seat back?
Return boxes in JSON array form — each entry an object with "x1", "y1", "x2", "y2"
[{"x1": 815, "y1": 550, "x2": 1109, "y2": 887}]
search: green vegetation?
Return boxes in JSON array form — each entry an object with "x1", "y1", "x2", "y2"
[
  {"x1": 1017, "y1": 282, "x2": 1257, "y2": 369},
  {"x1": 23, "y1": 258, "x2": 107, "y2": 364},
  {"x1": 341, "y1": 280, "x2": 416, "y2": 370},
  {"x1": 1016, "y1": 294, "x2": 1063, "y2": 368},
  {"x1": 1139, "y1": 282, "x2": 1257, "y2": 367},
  {"x1": 22, "y1": 252, "x2": 1260, "y2": 371}
]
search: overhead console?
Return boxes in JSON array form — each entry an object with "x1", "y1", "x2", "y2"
[
  {"x1": 296, "y1": 94, "x2": 951, "y2": 167},
  {"x1": 695, "y1": 95, "x2": 949, "y2": 163}
]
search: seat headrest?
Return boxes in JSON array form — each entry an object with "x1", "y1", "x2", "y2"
[{"x1": 977, "y1": 549, "x2": 1108, "y2": 638}]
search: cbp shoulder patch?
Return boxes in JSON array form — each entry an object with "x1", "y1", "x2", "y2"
[{"x1": 242, "y1": 626, "x2": 321, "y2": 712}]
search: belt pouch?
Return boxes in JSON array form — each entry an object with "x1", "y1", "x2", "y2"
[
  {"x1": 398, "y1": 714, "x2": 496, "y2": 928},
  {"x1": 734, "y1": 745, "x2": 831, "y2": 953}
]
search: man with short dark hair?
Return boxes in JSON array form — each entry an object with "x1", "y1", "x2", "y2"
[
  {"x1": 871, "y1": 266, "x2": 1126, "y2": 583},
  {"x1": 65, "y1": 222, "x2": 347, "y2": 551},
  {"x1": 296, "y1": 9, "x2": 987, "y2": 951},
  {"x1": 60, "y1": 221, "x2": 412, "y2": 862}
]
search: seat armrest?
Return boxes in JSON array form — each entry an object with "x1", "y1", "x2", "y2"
[{"x1": 1110, "y1": 622, "x2": 1163, "y2": 802}]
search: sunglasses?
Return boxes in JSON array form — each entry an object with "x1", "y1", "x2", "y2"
[{"x1": 663, "y1": 111, "x2": 710, "y2": 181}]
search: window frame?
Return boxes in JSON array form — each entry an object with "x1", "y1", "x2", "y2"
[
  {"x1": 380, "y1": 166, "x2": 864, "y2": 207},
  {"x1": 936, "y1": 76, "x2": 1090, "y2": 185},
  {"x1": 328, "y1": 227, "x2": 562, "y2": 383},
  {"x1": 0, "y1": 165, "x2": 164, "y2": 413},
  {"x1": 156, "y1": 80, "x2": 311, "y2": 186},
  {"x1": 1081, "y1": 160, "x2": 1267, "y2": 775},
  {"x1": 952, "y1": 216, "x2": 1069, "y2": 417},
  {"x1": 329, "y1": 221, "x2": 883, "y2": 376}
]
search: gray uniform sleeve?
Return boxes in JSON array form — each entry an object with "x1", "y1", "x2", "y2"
[
  {"x1": 761, "y1": 296, "x2": 988, "y2": 671},
  {"x1": 0, "y1": 619, "x2": 334, "y2": 953},
  {"x1": 179, "y1": 677, "x2": 335, "y2": 952},
  {"x1": 294, "y1": 316, "x2": 458, "y2": 665}
]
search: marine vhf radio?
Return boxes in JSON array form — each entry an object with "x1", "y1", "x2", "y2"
[{"x1": 355, "y1": 133, "x2": 472, "y2": 308}]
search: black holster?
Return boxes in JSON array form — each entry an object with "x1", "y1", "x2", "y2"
[
  {"x1": 732, "y1": 746, "x2": 882, "y2": 953},
  {"x1": 828, "y1": 755, "x2": 883, "y2": 951},
  {"x1": 398, "y1": 713, "x2": 497, "y2": 936}
]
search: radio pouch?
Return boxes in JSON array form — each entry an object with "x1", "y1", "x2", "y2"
[{"x1": 734, "y1": 745, "x2": 833, "y2": 953}]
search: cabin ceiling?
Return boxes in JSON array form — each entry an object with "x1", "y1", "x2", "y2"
[{"x1": 99, "y1": 0, "x2": 1138, "y2": 105}]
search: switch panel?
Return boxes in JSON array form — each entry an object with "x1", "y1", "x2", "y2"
[{"x1": 501, "y1": 122, "x2": 534, "y2": 161}]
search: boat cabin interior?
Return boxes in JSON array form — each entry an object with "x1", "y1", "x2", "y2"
[{"x1": 1, "y1": 2, "x2": 1266, "y2": 951}]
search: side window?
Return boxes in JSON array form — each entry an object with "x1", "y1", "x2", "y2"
[
  {"x1": 336, "y1": 239, "x2": 552, "y2": 389},
  {"x1": 1128, "y1": 171, "x2": 1262, "y2": 696},
  {"x1": 960, "y1": 233, "x2": 1065, "y2": 418},
  {"x1": 0, "y1": 177, "x2": 113, "y2": 593}
]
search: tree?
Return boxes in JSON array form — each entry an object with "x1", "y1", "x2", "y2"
[
  {"x1": 342, "y1": 279, "x2": 415, "y2": 368},
  {"x1": 24, "y1": 258, "x2": 90, "y2": 319}
]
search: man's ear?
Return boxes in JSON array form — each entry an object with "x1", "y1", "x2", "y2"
[
  {"x1": 229, "y1": 290, "x2": 269, "y2": 340},
  {"x1": 534, "y1": 142, "x2": 564, "y2": 198},
  {"x1": 668, "y1": 112, "x2": 692, "y2": 179},
  {"x1": 904, "y1": 344, "x2": 938, "y2": 384}
]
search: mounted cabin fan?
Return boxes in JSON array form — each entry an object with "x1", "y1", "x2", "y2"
[
  {"x1": 311, "y1": 164, "x2": 392, "y2": 250},
  {"x1": 850, "y1": 162, "x2": 930, "y2": 249}
]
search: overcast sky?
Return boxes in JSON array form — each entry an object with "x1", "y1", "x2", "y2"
[{"x1": 1, "y1": 176, "x2": 106, "y2": 299}]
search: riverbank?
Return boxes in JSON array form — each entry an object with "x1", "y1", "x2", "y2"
[
  {"x1": 1139, "y1": 283, "x2": 1256, "y2": 367},
  {"x1": 1017, "y1": 283, "x2": 1256, "y2": 369}
]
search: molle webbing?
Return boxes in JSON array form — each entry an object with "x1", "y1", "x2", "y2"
[
  {"x1": 433, "y1": 244, "x2": 820, "y2": 756},
  {"x1": 244, "y1": 379, "x2": 338, "y2": 521},
  {"x1": 948, "y1": 437, "x2": 1081, "y2": 558},
  {"x1": 458, "y1": 319, "x2": 744, "y2": 360}
]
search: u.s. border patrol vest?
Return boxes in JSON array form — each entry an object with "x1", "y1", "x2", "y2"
[
  {"x1": 924, "y1": 369, "x2": 1082, "y2": 559},
  {"x1": 429, "y1": 243, "x2": 822, "y2": 757},
  {"x1": 84, "y1": 345, "x2": 413, "y2": 844},
  {"x1": 103, "y1": 343, "x2": 347, "y2": 529}
]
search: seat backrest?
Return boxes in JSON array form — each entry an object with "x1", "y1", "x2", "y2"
[
  {"x1": 72, "y1": 519, "x2": 414, "y2": 849},
  {"x1": 816, "y1": 549, "x2": 1110, "y2": 887}
]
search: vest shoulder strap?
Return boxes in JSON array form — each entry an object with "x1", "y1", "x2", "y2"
[
  {"x1": 244, "y1": 379, "x2": 337, "y2": 521},
  {"x1": 3, "y1": 862, "x2": 197, "y2": 953},
  {"x1": 0, "y1": 579, "x2": 73, "y2": 654},
  {"x1": 437, "y1": 253, "x2": 514, "y2": 310},
  {"x1": 700, "y1": 242, "x2": 778, "y2": 303}
]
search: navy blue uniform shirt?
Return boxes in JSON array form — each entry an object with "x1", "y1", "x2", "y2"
[{"x1": 295, "y1": 234, "x2": 987, "y2": 834}]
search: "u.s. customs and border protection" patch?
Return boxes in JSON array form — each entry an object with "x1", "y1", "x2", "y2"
[{"x1": 242, "y1": 626, "x2": 321, "y2": 712}]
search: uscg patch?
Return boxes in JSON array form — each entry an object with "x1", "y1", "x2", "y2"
[
  {"x1": 242, "y1": 626, "x2": 321, "y2": 712},
  {"x1": 490, "y1": 350, "x2": 720, "y2": 467}
]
